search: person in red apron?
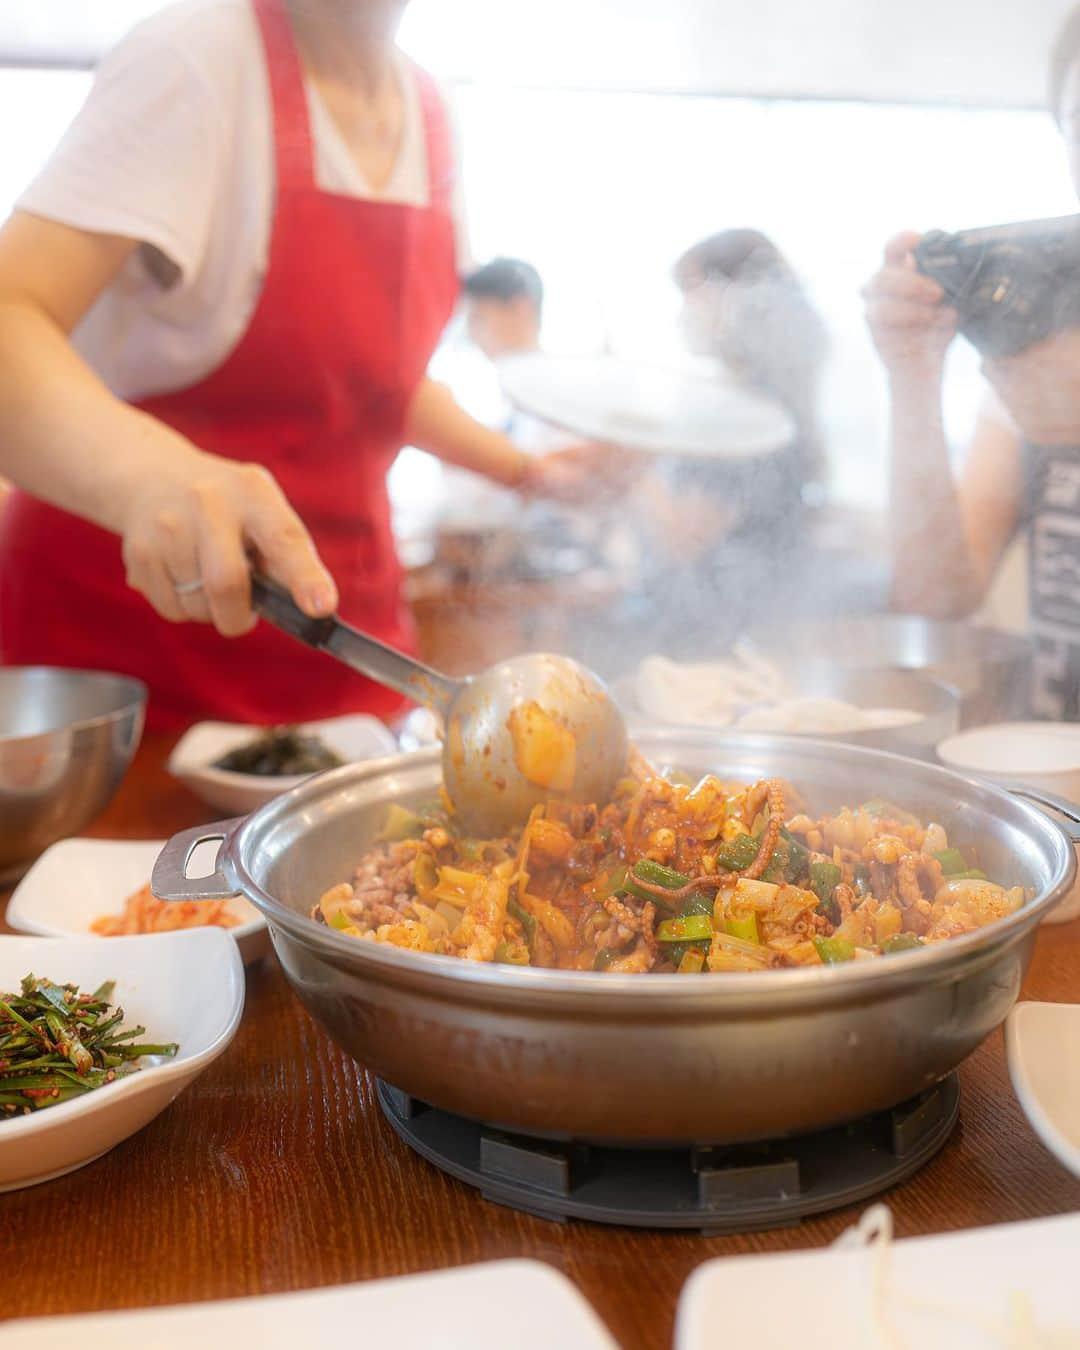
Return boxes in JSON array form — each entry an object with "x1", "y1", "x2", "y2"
[{"x1": 0, "y1": 0, "x2": 588, "y2": 729}]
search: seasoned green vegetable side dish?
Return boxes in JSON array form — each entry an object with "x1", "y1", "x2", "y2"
[
  {"x1": 0, "y1": 975, "x2": 178, "y2": 1118},
  {"x1": 213, "y1": 725, "x2": 343, "y2": 776}
]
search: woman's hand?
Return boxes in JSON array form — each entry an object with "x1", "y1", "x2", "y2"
[
  {"x1": 862, "y1": 231, "x2": 958, "y2": 381},
  {"x1": 983, "y1": 330, "x2": 1080, "y2": 445},
  {"x1": 0, "y1": 214, "x2": 338, "y2": 639},
  {"x1": 120, "y1": 453, "x2": 337, "y2": 636},
  {"x1": 520, "y1": 442, "x2": 638, "y2": 504}
]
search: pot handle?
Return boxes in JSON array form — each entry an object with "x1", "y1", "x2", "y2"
[
  {"x1": 1005, "y1": 783, "x2": 1080, "y2": 842},
  {"x1": 151, "y1": 819, "x2": 244, "y2": 901}
]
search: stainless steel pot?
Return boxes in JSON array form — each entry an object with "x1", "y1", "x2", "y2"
[{"x1": 152, "y1": 731, "x2": 1078, "y2": 1146}]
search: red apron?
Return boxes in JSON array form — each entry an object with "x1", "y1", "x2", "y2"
[{"x1": 0, "y1": 0, "x2": 458, "y2": 730}]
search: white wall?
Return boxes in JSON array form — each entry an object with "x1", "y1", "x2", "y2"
[
  {"x1": 401, "y1": 0, "x2": 1079, "y2": 108},
  {"x1": 3, "y1": 0, "x2": 1079, "y2": 108}
]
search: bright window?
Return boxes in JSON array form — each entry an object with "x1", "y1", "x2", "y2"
[
  {"x1": 398, "y1": 88, "x2": 1076, "y2": 531},
  {"x1": 0, "y1": 64, "x2": 1071, "y2": 526}
]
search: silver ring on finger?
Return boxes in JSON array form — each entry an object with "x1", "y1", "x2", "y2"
[{"x1": 173, "y1": 577, "x2": 204, "y2": 596}]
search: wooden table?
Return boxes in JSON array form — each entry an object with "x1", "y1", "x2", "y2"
[{"x1": 2, "y1": 734, "x2": 1079, "y2": 1347}]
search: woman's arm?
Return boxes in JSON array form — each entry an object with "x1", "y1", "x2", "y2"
[
  {"x1": 405, "y1": 376, "x2": 629, "y2": 502},
  {"x1": 886, "y1": 374, "x2": 1021, "y2": 616},
  {"x1": 864, "y1": 232, "x2": 1021, "y2": 617},
  {"x1": 0, "y1": 211, "x2": 336, "y2": 634},
  {"x1": 404, "y1": 376, "x2": 529, "y2": 486}
]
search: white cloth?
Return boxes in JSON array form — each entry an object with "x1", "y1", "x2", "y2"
[{"x1": 15, "y1": 0, "x2": 469, "y2": 403}]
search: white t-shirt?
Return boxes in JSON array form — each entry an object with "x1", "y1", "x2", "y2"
[{"x1": 16, "y1": 0, "x2": 469, "y2": 403}]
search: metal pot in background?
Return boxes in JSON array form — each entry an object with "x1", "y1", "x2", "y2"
[
  {"x1": 0, "y1": 667, "x2": 146, "y2": 884},
  {"x1": 793, "y1": 668, "x2": 959, "y2": 758},
  {"x1": 152, "y1": 730, "x2": 1076, "y2": 1147},
  {"x1": 618, "y1": 665, "x2": 959, "y2": 761},
  {"x1": 744, "y1": 615, "x2": 1031, "y2": 728}
]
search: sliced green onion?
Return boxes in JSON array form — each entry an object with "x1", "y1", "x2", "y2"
[{"x1": 814, "y1": 936, "x2": 855, "y2": 964}]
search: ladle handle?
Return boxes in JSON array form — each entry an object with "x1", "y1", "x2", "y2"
[{"x1": 251, "y1": 574, "x2": 459, "y2": 716}]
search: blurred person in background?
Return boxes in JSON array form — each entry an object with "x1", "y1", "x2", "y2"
[
  {"x1": 462, "y1": 256, "x2": 542, "y2": 364},
  {"x1": 675, "y1": 228, "x2": 829, "y2": 497},
  {"x1": 459, "y1": 256, "x2": 569, "y2": 454},
  {"x1": 437, "y1": 255, "x2": 614, "y2": 587},
  {"x1": 863, "y1": 6, "x2": 1080, "y2": 719},
  {"x1": 623, "y1": 228, "x2": 830, "y2": 657},
  {"x1": 0, "y1": 0, "x2": 599, "y2": 730}
]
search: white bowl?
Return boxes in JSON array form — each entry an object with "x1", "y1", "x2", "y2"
[
  {"x1": 6, "y1": 838, "x2": 269, "y2": 965},
  {"x1": 0, "y1": 929, "x2": 244, "y2": 1191},
  {"x1": 937, "y1": 721, "x2": 1080, "y2": 796},
  {"x1": 1006, "y1": 1001, "x2": 1080, "y2": 1178},
  {"x1": 937, "y1": 721, "x2": 1080, "y2": 923},
  {"x1": 168, "y1": 714, "x2": 399, "y2": 814}
]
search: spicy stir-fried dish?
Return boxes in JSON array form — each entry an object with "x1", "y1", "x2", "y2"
[{"x1": 314, "y1": 754, "x2": 1025, "y2": 973}]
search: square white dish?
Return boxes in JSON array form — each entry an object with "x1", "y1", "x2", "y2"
[
  {"x1": 6, "y1": 838, "x2": 269, "y2": 966},
  {"x1": 676, "y1": 1210, "x2": 1080, "y2": 1349},
  {"x1": 167, "y1": 713, "x2": 399, "y2": 814},
  {"x1": 0, "y1": 1258, "x2": 617, "y2": 1348},
  {"x1": 1006, "y1": 1000, "x2": 1080, "y2": 1177},
  {"x1": 0, "y1": 929, "x2": 244, "y2": 1191}
]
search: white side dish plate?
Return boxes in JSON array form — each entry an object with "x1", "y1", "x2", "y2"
[
  {"x1": 168, "y1": 713, "x2": 399, "y2": 814},
  {"x1": 937, "y1": 722, "x2": 1080, "y2": 924},
  {"x1": 676, "y1": 1211, "x2": 1080, "y2": 1349},
  {"x1": 499, "y1": 352, "x2": 795, "y2": 458},
  {"x1": 0, "y1": 1259, "x2": 617, "y2": 1349},
  {"x1": 6, "y1": 838, "x2": 268, "y2": 965},
  {"x1": 1006, "y1": 1000, "x2": 1080, "y2": 1178},
  {"x1": 0, "y1": 930, "x2": 244, "y2": 1191}
]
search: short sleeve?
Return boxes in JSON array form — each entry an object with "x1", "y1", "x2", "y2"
[{"x1": 16, "y1": 17, "x2": 224, "y2": 285}]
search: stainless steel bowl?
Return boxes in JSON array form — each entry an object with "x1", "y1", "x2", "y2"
[
  {"x1": 0, "y1": 667, "x2": 146, "y2": 884},
  {"x1": 153, "y1": 731, "x2": 1077, "y2": 1145},
  {"x1": 744, "y1": 615, "x2": 1032, "y2": 727}
]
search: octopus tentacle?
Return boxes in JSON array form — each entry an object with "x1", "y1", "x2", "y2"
[
  {"x1": 639, "y1": 900, "x2": 658, "y2": 963},
  {"x1": 602, "y1": 895, "x2": 643, "y2": 931},
  {"x1": 739, "y1": 780, "x2": 786, "y2": 880},
  {"x1": 625, "y1": 779, "x2": 787, "y2": 900}
]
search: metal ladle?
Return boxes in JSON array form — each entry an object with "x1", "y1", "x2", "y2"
[{"x1": 251, "y1": 576, "x2": 628, "y2": 836}]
